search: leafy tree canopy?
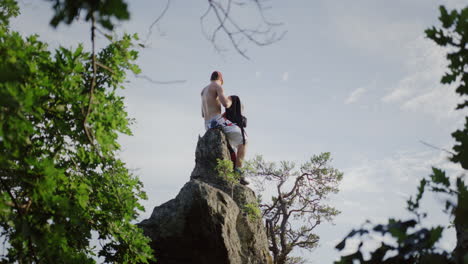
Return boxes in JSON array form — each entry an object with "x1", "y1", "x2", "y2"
[
  {"x1": 426, "y1": 5, "x2": 468, "y2": 169},
  {"x1": 0, "y1": 0, "x2": 153, "y2": 262}
]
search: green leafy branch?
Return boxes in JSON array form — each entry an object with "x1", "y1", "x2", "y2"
[
  {"x1": 215, "y1": 158, "x2": 240, "y2": 198},
  {"x1": 243, "y1": 201, "x2": 261, "y2": 221}
]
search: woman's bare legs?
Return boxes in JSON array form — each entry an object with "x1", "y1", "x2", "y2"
[{"x1": 236, "y1": 143, "x2": 247, "y2": 168}]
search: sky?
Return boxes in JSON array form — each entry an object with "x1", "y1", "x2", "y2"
[{"x1": 10, "y1": 0, "x2": 468, "y2": 263}]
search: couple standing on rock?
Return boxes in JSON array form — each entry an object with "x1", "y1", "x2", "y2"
[{"x1": 201, "y1": 71, "x2": 249, "y2": 185}]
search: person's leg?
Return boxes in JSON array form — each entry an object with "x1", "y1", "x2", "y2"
[
  {"x1": 236, "y1": 143, "x2": 247, "y2": 168},
  {"x1": 236, "y1": 143, "x2": 249, "y2": 185}
]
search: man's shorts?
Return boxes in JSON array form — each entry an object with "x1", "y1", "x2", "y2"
[{"x1": 205, "y1": 114, "x2": 247, "y2": 148}]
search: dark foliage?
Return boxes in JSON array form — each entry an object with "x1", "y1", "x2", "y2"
[
  {"x1": 46, "y1": 0, "x2": 130, "y2": 30},
  {"x1": 335, "y1": 5, "x2": 468, "y2": 264}
]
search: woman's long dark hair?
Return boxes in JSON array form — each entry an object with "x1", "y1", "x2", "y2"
[{"x1": 225, "y1": 95, "x2": 246, "y2": 144}]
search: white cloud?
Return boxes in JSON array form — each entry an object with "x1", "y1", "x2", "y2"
[
  {"x1": 345, "y1": 87, "x2": 367, "y2": 104},
  {"x1": 382, "y1": 37, "x2": 462, "y2": 120},
  {"x1": 282, "y1": 72, "x2": 289, "y2": 81},
  {"x1": 329, "y1": 2, "x2": 463, "y2": 120},
  {"x1": 340, "y1": 162, "x2": 383, "y2": 193},
  {"x1": 382, "y1": 84, "x2": 412, "y2": 103},
  {"x1": 328, "y1": 5, "x2": 421, "y2": 57},
  {"x1": 340, "y1": 148, "x2": 463, "y2": 194},
  {"x1": 255, "y1": 71, "x2": 261, "y2": 78}
]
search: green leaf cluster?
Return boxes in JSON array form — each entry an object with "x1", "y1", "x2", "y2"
[
  {"x1": 243, "y1": 202, "x2": 261, "y2": 221},
  {"x1": 0, "y1": 0, "x2": 19, "y2": 27},
  {"x1": 215, "y1": 159, "x2": 240, "y2": 184},
  {"x1": 426, "y1": 5, "x2": 468, "y2": 169},
  {"x1": 215, "y1": 158, "x2": 241, "y2": 198},
  {"x1": 335, "y1": 220, "x2": 447, "y2": 263},
  {"x1": 0, "y1": 4, "x2": 152, "y2": 263},
  {"x1": 46, "y1": 0, "x2": 130, "y2": 30}
]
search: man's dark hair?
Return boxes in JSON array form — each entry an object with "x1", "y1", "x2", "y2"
[{"x1": 210, "y1": 71, "x2": 223, "y2": 83}]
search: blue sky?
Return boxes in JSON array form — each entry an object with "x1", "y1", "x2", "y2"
[{"x1": 10, "y1": 0, "x2": 467, "y2": 262}]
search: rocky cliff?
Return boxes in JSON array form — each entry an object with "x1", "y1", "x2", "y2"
[{"x1": 139, "y1": 128, "x2": 272, "y2": 264}]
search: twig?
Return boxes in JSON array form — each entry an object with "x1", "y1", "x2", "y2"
[
  {"x1": 96, "y1": 61, "x2": 115, "y2": 74},
  {"x1": 1, "y1": 175, "x2": 40, "y2": 262},
  {"x1": 135, "y1": 74, "x2": 186, "y2": 85},
  {"x1": 201, "y1": 0, "x2": 286, "y2": 59},
  {"x1": 95, "y1": 26, "x2": 111, "y2": 41},
  {"x1": 0, "y1": 178, "x2": 22, "y2": 216},
  {"x1": 144, "y1": 0, "x2": 171, "y2": 44},
  {"x1": 82, "y1": 15, "x2": 103, "y2": 158},
  {"x1": 419, "y1": 140, "x2": 455, "y2": 155}
]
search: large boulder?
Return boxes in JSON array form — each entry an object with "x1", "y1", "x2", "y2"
[{"x1": 139, "y1": 129, "x2": 272, "y2": 264}]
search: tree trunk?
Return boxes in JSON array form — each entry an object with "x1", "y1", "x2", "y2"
[
  {"x1": 453, "y1": 222, "x2": 468, "y2": 263},
  {"x1": 453, "y1": 192, "x2": 468, "y2": 264},
  {"x1": 276, "y1": 253, "x2": 287, "y2": 264}
]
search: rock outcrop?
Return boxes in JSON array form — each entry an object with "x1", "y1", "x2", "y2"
[{"x1": 139, "y1": 129, "x2": 272, "y2": 264}]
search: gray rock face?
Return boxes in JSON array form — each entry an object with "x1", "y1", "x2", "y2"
[
  {"x1": 190, "y1": 128, "x2": 231, "y2": 186},
  {"x1": 139, "y1": 129, "x2": 272, "y2": 264}
]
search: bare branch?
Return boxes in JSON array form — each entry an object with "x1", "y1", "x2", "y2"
[
  {"x1": 83, "y1": 15, "x2": 99, "y2": 154},
  {"x1": 419, "y1": 140, "x2": 455, "y2": 155},
  {"x1": 135, "y1": 74, "x2": 186, "y2": 85},
  {"x1": 144, "y1": 0, "x2": 171, "y2": 44},
  {"x1": 201, "y1": 0, "x2": 286, "y2": 59},
  {"x1": 95, "y1": 61, "x2": 115, "y2": 73}
]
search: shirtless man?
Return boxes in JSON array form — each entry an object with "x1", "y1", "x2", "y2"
[{"x1": 201, "y1": 71, "x2": 248, "y2": 173}]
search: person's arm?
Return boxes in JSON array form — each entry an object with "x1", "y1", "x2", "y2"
[
  {"x1": 215, "y1": 84, "x2": 232, "y2": 108},
  {"x1": 201, "y1": 89, "x2": 205, "y2": 118},
  {"x1": 201, "y1": 102, "x2": 204, "y2": 118}
]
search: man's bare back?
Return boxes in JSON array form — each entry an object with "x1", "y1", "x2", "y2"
[
  {"x1": 201, "y1": 81, "x2": 231, "y2": 121},
  {"x1": 202, "y1": 71, "x2": 248, "y2": 179}
]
